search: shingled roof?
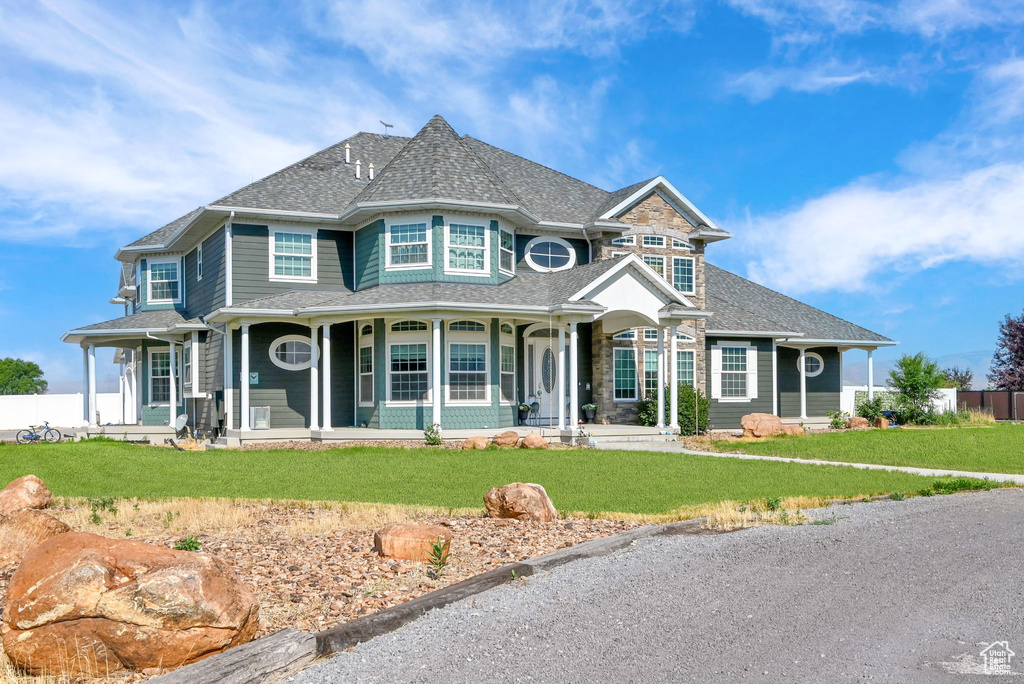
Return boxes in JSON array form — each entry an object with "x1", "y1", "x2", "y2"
[{"x1": 706, "y1": 264, "x2": 892, "y2": 343}]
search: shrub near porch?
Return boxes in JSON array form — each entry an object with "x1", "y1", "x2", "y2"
[{"x1": 0, "y1": 441, "x2": 940, "y2": 516}]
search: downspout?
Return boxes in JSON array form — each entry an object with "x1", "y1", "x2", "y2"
[
  {"x1": 582, "y1": 228, "x2": 593, "y2": 263},
  {"x1": 225, "y1": 211, "x2": 235, "y2": 306}
]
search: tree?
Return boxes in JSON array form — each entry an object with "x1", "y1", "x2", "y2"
[
  {"x1": 887, "y1": 352, "x2": 944, "y2": 423},
  {"x1": 0, "y1": 358, "x2": 48, "y2": 395},
  {"x1": 989, "y1": 309, "x2": 1024, "y2": 390},
  {"x1": 942, "y1": 366, "x2": 974, "y2": 391}
]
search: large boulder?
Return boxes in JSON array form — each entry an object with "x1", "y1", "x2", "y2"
[
  {"x1": 1, "y1": 532, "x2": 259, "y2": 677},
  {"x1": 873, "y1": 416, "x2": 891, "y2": 429},
  {"x1": 0, "y1": 475, "x2": 53, "y2": 516},
  {"x1": 492, "y1": 431, "x2": 520, "y2": 447},
  {"x1": 0, "y1": 510, "x2": 70, "y2": 566},
  {"x1": 520, "y1": 433, "x2": 548, "y2": 449},
  {"x1": 484, "y1": 483, "x2": 558, "y2": 522},
  {"x1": 374, "y1": 523, "x2": 452, "y2": 562},
  {"x1": 740, "y1": 413, "x2": 784, "y2": 438},
  {"x1": 846, "y1": 416, "x2": 870, "y2": 430},
  {"x1": 461, "y1": 436, "x2": 489, "y2": 450},
  {"x1": 781, "y1": 424, "x2": 806, "y2": 436}
]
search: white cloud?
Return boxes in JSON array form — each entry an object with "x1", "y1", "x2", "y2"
[{"x1": 726, "y1": 60, "x2": 888, "y2": 102}]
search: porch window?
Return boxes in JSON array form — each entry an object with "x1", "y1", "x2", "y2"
[
  {"x1": 643, "y1": 349, "x2": 659, "y2": 397},
  {"x1": 149, "y1": 350, "x2": 178, "y2": 404},
  {"x1": 148, "y1": 260, "x2": 180, "y2": 303},
  {"x1": 499, "y1": 228, "x2": 515, "y2": 273},
  {"x1": 449, "y1": 320, "x2": 485, "y2": 332},
  {"x1": 799, "y1": 351, "x2": 825, "y2": 378},
  {"x1": 642, "y1": 255, "x2": 665, "y2": 277},
  {"x1": 359, "y1": 346, "x2": 373, "y2": 405},
  {"x1": 500, "y1": 345, "x2": 515, "y2": 402},
  {"x1": 642, "y1": 235, "x2": 665, "y2": 247},
  {"x1": 390, "y1": 343, "x2": 429, "y2": 401},
  {"x1": 271, "y1": 230, "x2": 315, "y2": 281},
  {"x1": 613, "y1": 348, "x2": 637, "y2": 401},
  {"x1": 449, "y1": 343, "x2": 487, "y2": 401},
  {"x1": 721, "y1": 346, "x2": 748, "y2": 397},
  {"x1": 676, "y1": 350, "x2": 695, "y2": 387},
  {"x1": 389, "y1": 222, "x2": 430, "y2": 267},
  {"x1": 392, "y1": 320, "x2": 428, "y2": 332},
  {"x1": 269, "y1": 335, "x2": 316, "y2": 371},
  {"x1": 672, "y1": 257, "x2": 695, "y2": 294},
  {"x1": 182, "y1": 344, "x2": 192, "y2": 388},
  {"x1": 447, "y1": 223, "x2": 488, "y2": 274}
]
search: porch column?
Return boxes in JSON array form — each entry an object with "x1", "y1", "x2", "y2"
[
  {"x1": 798, "y1": 347, "x2": 808, "y2": 420},
  {"x1": 432, "y1": 319, "x2": 442, "y2": 429},
  {"x1": 656, "y1": 328, "x2": 665, "y2": 428},
  {"x1": 866, "y1": 349, "x2": 874, "y2": 401},
  {"x1": 557, "y1": 325, "x2": 566, "y2": 430},
  {"x1": 167, "y1": 341, "x2": 177, "y2": 427},
  {"x1": 240, "y1": 324, "x2": 251, "y2": 431},
  {"x1": 224, "y1": 326, "x2": 234, "y2": 431},
  {"x1": 669, "y1": 327, "x2": 679, "y2": 430},
  {"x1": 309, "y1": 323, "x2": 320, "y2": 431},
  {"x1": 322, "y1": 324, "x2": 332, "y2": 431},
  {"x1": 87, "y1": 344, "x2": 97, "y2": 427},
  {"x1": 82, "y1": 347, "x2": 89, "y2": 426},
  {"x1": 569, "y1": 322, "x2": 579, "y2": 428}
]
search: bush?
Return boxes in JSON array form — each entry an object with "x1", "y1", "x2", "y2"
[
  {"x1": 636, "y1": 384, "x2": 710, "y2": 435},
  {"x1": 855, "y1": 396, "x2": 886, "y2": 422},
  {"x1": 827, "y1": 409, "x2": 848, "y2": 430},
  {"x1": 423, "y1": 423, "x2": 442, "y2": 446}
]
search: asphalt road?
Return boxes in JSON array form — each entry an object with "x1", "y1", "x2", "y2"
[{"x1": 288, "y1": 489, "x2": 1024, "y2": 683}]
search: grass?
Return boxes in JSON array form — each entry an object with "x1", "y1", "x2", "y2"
[
  {"x1": 712, "y1": 422, "x2": 1024, "y2": 475},
  {"x1": 0, "y1": 440, "x2": 956, "y2": 517}
]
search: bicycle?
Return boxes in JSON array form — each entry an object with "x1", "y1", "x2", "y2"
[{"x1": 16, "y1": 422, "x2": 62, "y2": 444}]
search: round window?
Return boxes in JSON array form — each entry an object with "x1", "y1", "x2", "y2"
[
  {"x1": 798, "y1": 352, "x2": 824, "y2": 378},
  {"x1": 269, "y1": 335, "x2": 317, "y2": 371},
  {"x1": 524, "y1": 236, "x2": 577, "y2": 272}
]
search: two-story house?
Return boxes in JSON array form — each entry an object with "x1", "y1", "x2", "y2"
[{"x1": 63, "y1": 115, "x2": 895, "y2": 440}]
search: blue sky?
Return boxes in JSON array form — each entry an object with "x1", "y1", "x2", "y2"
[{"x1": 1, "y1": 0, "x2": 1023, "y2": 391}]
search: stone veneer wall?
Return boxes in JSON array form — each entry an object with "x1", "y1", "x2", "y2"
[{"x1": 591, "y1": 192, "x2": 709, "y2": 424}]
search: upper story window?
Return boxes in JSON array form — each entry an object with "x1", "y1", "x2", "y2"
[
  {"x1": 672, "y1": 256, "x2": 695, "y2": 294},
  {"x1": 642, "y1": 235, "x2": 665, "y2": 247},
  {"x1": 611, "y1": 235, "x2": 635, "y2": 245},
  {"x1": 524, "y1": 236, "x2": 576, "y2": 272},
  {"x1": 643, "y1": 254, "x2": 665, "y2": 277},
  {"x1": 499, "y1": 227, "x2": 515, "y2": 274},
  {"x1": 196, "y1": 246, "x2": 203, "y2": 281},
  {"x1": 613, "y1": 329, "x2": 636, "y2": 340},
  {"x1": 672, "y1": 238, "x2": 692, "y2": 250},
  {"x1": 446, "y1": 223, "x2": 489, "y2": 275},
  {"x1": 148, "y1": 259, "x2": 181, "y2": 304},
  {"x1": 388, "y1": 222, "x2": 430, "y2": 269},
  {"x1": 271, "y1": 229, "x2": 316, "y2": 282}
]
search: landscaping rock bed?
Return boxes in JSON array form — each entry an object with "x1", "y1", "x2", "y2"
[{"x1": 0, "y1": 499, "x2": 640, "y2": 682}]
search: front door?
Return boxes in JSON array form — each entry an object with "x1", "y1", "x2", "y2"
[{"x1": 527, "y1": 332, "x2": 560, "y2": 422}]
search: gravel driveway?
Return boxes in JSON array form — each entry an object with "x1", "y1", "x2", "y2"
[{"x1": 288, "y1": 489, "x2": 1024, "y2": 683}]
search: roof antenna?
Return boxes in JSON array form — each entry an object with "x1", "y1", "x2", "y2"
[{"x1": 380, "y1": 120, "x2": 393, "y2": 138}]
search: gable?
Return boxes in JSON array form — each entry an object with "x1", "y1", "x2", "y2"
[{"x1": 616, "y1": 191, "x2": 695, "y2": 232}]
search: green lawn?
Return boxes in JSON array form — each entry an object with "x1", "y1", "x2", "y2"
[
  {"x1": 0, "y1": 440, "x2": 947, "y2": 515},
  {"x1": 714, "y1": 423, "x2": 1024, "y2": 474}
]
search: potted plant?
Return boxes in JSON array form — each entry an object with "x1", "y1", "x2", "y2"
[
  {"x1": 582, "y1": 403, "x2": 598, "y2": 423},
  {"x1": 517, "y1": 403, "x2": 532, "y2": 425}
]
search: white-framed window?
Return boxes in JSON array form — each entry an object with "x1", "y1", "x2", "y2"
[
  {"x1": 359, "y1": 345, "x2": 374, "y2": 405},
  {"x1": 676, "y1": 350, "x2": 695, "y2": 387},
  {"x1": 642, "y1": 235, "x2": 665, "y2": 247},
  {"x1": 611, "y1": 235, "x2": 635, "y2": 246},
  {"x1": 182, "y1": 343, "x2": 192, "y2": 388},
  {"x1": 447, "y1": 319, "x2": 489, "y2": 404},
  {"x1": 710, "y1": 342, "x2": 758, "y2": 401},
  {"x1": 449, "y1": 320, "x2": 485, "y2": 332},
  {"x1": 798, "y1": 351, "x2": 825, "y2": 378},
  {"x1": 361, "y1": 323, "x2": 374, "y2": 337},
  {"x1": 269, "y1": 334, "x2": 317, "y2": 371},
  {"x1": 270, "y1": 228, "x2": 316, "y2": 282},
  {"x1": 677, "y1": 330, "x2": 695, "y2": 341},
  {"x1": 524, "y1": 236, "x2": 576, "y2": 272},
  {"x1": 672, "y1": 238, "x2": 692, "y2": 250},
  {"x1": 643, "y1": 328, "x2": 660, "y2": 341},
  {"x1": 672, "y1": 256, "x2": 695, "y2": 294},
  {"x1": 147, "y1": 259, "x2": 181, "y2": 304},
  {"x1": 196, "y1": 245, "x2": 203, "y2": 281},
  {"x1": 643, "y1": 255, "x2": 665, "y2": 277},
  {"x1": 643, "y1": 349, "x2": 659, "y2": 398},
  {"x1": 388, "y1": 320, "x2": 430, "y2": 404},
  {"x1": 446, "y1": 222, "x2": 489, "y2": 275},
  {"x1": 613, "y1": 348, "x2": 637, "y2": 401},
  {"x1": 387, "y1": 220, "x2": 431, "y2": 269},
  {"x1": 499, "y1": 227, "x2": 515, "y2": 274},
  {"x1": 611, "y1": 251, "x2": 628, "y2": 258},
  {"x1": 613, "y1": 329, "x2": 636, "y2": 340},
  {"x1": 500, "y1": 321, "x2": 515, "y2": 403},
  {"x1": 148, "y1": 348, "x2": 179, "y2": 405}
]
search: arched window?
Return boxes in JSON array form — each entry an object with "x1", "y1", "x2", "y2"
[
  {"x1": 269, "y1": 335, "x2": 317, "y2": 371},
  {"x1": 360, "y1": 324, "x2": 373, "y2": 337},
  {"x1": 391, "y1": 320, "x2": 428, "y2": 332},
  {"x1": 449, "y1": 320, "x2": 486, "y2": 332},
  {"x1": 524, "y1": 236, "x2": 576, "y2": 272}
]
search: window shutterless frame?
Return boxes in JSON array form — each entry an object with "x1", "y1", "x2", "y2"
[
  {"x1": 642, "y1": 235, "x2": 665, "y2": 247},
  {"x1": 386, "y1": 218, "x2": 431, "y2": 270},
  {"x1": 445, "y1": 222, "x2": 490, "y2": 276},
  {"x1": 387, "y1": 321, "x2": 431, "y2": 405},
  {"x1": 147, "y1": 347, "x2": 180, "y2": 406},
  {"x1": 147, "y1": 258, "x2": 182, "y2": 304},
  {"x1": 196, "y1": 245, "x2": 203, "y2": 281},
  {"x1": 672, "y1": 256, "x2": 695, "y2": 294},
  {"x1": 613, "y1": 348, "x2": 637, "y2": 401},
  {"x1": 446, "y1": 319, "x2": 489, "y2": 404},
  {"x1": 358, "y1": 345, "x2": 374, "y2": 405},
  {"x1": 499, "y1": 226, "x2": 515, "y2": 275},
  {"x1": 642, "y1": 254, "x2": 665, "y2": 277},
  {"x1": 269, "y1": 227, "x2": 317, "y2": 282}
]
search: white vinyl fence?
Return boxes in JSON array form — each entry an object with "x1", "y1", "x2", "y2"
[
  {"x1": 840, "y1": 386, "x2": 958, "y2": 416},
  {"x1": 0, "y1": 393, "x2": 123, "y2": 430}
]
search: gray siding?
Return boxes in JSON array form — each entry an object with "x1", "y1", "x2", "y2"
[
  {"x1": 232, "y1": 224, "x2": 352, "y2": 303},
  {"x1": 354, "y1": 220, "x2": 382, "y2": 291},
  {"x1": 330, "y1": 321, "x2": 356, "y2": 428},
  {"x1": 705, "y1": 337, "x2": 774, "y2": 430},
  {"x1": 184, "y1": 226, "x2": 226, "y2": 319},
  {"x1": 777, "y1": 346, "x2": 842, "y2": 418},
  {"x1": 232, "y1": 322, "x2": 313, "y2": 429}
]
